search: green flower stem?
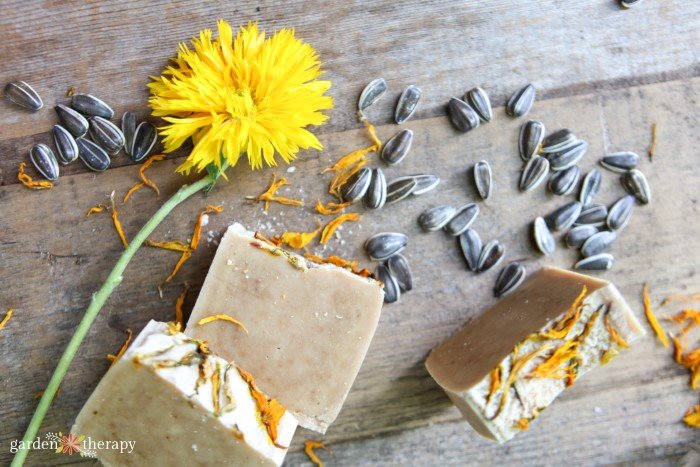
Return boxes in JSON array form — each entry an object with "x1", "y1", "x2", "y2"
[{"x1": 12, "y1": 173, "x2": 218, "y2": 467}]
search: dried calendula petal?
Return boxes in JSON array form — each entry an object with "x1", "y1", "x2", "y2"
[
  {"x1": 604, "y1": 310, "x2": 630, "y2": 349},
  {"x1": 486, "y1": 365, "x2": 501, "y2": 405},
  {"x1": 515, "y1": 418, "x2": 530, "y2": 431},
  {"x1": 643, "y1": 283, "x2": 669, "y2": 347},
  {"x1": 662, "y1": 292, "x2": 700, "y2": 306},
  {"x1": 146, "y1": 240, "x2": 191, "y2": 252},
  {"x1": 304, "y1": 440, "x2": 328, "y2": 467},
  {"x1": 123, "y1": 182, "x2": 146, "y2": 203},
  {"x1": 304, "y1": 253, "x2": 360, "y2": 271},
  {"x1": 139, "y1": 154, "x2": 166, "y2": 194},
  {"x1": 493, "y1": 345, "x2": 550, "y2": 419},
  {"x1": 529, "y1": 340, "x2": 579, "y2": 380},
  {"x1": 279, "y1": 224, "x2": 322, "y2": 249},
  {"x1": 684, "y1": 405, "x2": 700, "y2": 428},
  {"x1": 164, "y1": 249, "x2": 193, "y2": 284},
  {"x1": 254, "y1": 174, "x2": 303, "y2": 211},
  {"x1": 175, "y1": 283, "x2": 189, "y2": 327},
  {"x1": 106, "y1": 329, "x2": 133, "y2": 368},
  {"x1": 85, "y1": 204, "x2": 107, "y2": 216},
  {"x1": 329, "y1": 160, "x2": 366, "y2": 199},
  {"x1": 237, "y1": 367, "x2": 287, "y2": 447},
  {"x1": 0, "y1": 309, "x2": 13, "y2": 331},
  {"x1": 320, "y1": 213, "x2": 360, "y2": 244},
  {"x1": 323, "y1": 146, "x2": 375, "y2": 174},
  {"x1": 191, "y1": 205, "x2": 224, "y2": 249},
  {"x1": 540, "y1": 286, "x2": 587, "y2": 339},
  {"x1": 17, "y1": 162, "x2": 53, "y2": 190},
  {"x1": 198, "y1": 314, "x2": 249, "y2": 335},
  {"x1": 666, "y1": 309, "x2": 700, "y2": 335},
  {"x1": 315, "y1": 199, "x2": 350, "y2": 215},
  {"x1": 109, "y1": 194, "x2": 129, "y2": 249}
]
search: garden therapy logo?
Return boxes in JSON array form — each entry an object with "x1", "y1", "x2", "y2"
[{"x1": 9, "y1": 432, "x2": 135, "y2": 458}]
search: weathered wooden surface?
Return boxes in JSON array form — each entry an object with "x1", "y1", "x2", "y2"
[{"x1": 1, "y1": 1, "x2": 699, "y2": 465}]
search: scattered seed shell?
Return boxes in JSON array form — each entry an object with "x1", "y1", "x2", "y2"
[
  {"x1": 575, "y1": 253, "x2": 614, "y2": 271},
  {"x1": 89, "y1": 116, "x2": 125, "y2": 155},
  {"x1": 599, "y1": 152, "x2": 640, "y2": 173},
  {"x1": 386, "y1": 178, "x2": 418, "y2": 204},
  {"x1": 376, "y1": 263, "x2": 400, "y2": 304},
  {"x1": 477, "y1": 239, "x2": 505, "y2": 272},
  {"x1": 447, "y1": 97, "x2": 480, "y2": 132},
  {"x1": 548, "y1": 165, "x2": 580, "y2": 196},
  {"x1": 29, "y1": 143, "x2": 59, "y2": 181},
  {"x1": 607, "y1": 195, "x2": 635, "y2": 231},
  {"x1": 340, "y1": 167, "x2": 372, "y2": 203},
  {"x1": 519, "y1": 120, "x2": 545, "y2": 161},
  {"x1": 365, "y1": 232, "x2": 408, "y2": 261},
  {"x1": 363, "y1": 168, "x2": 387, "y2": 210},
  {"x1": 581, "y1": 231, "x2": 617, "y2": 258},
  {"x1": 541, "y1": 129, "x2": 577, "y2": 154},
  {"x1": 411, "y1": 174, "x2": 440, "y2": 195},
  {"x1": 4, "y1": 81, "x2": 43, "y2": 111},
  {"x1": 55, "y1": 104, "x2": 89, "y2": 137},
  {"x1": 494, "y1": 262, "x2": 526, "y2": 297},
  {"x1": 545, "y1": 201, "x2": 582, "y2": 231},
  {"x1": 76, "y1": 137, "x2": 110, "y2": 172},
  {"x1": 565, "y1": 225, "x2": 599, "y2": 249},
  {"x1": 381, "y1": 129, "x2": 413, "y2": 165},
  {"x1": 519, "y1": 156, "x2": 550, "y2": 192},
  {"x1": 575, "y1": 204, "x2": 609, "y2": 227},
  {"x1": 506, "y1": 84, "x2": 535, "y2": 117},
  {"x1": 533, "y1": 216, "x2": 555, "y2": 255},
  {"x1": 132, "y1": 121, "x2": 158, "y2": 162},
  {"x1": 71, "y1": 93, "x2": 114, "y2": 119},
  {"x1": 418, "y1": 205, "x2": 456, "y2": 232},
  {"x1": 358, "y1": 78, "x2": 387, "y2": 111},
  {"x1": 459, "y1": 229, "x2": 482, "y2": 272},
  {"x1": 386, "y1": 254, "x2": 413, "y2": 292},
  {"x1": 546, "y1": 140, "x2": 588, "y2": 171},
  {"x1": 121, "y1": 111, "x2": 138, "y2": 157},
  {"x1": 395, "y1": 85, "x2": 421, "y2": 124},
  {"x1": 621, "y1": 169, "x2": 651, "y2": 205},
  {"x1": 620, "y1": 0, "x2": 643, "y2": 8},
  {"x1": 473, "y1": 160, "x2": 493, "y2": 200},
  {"x1": 444, "y1": 203, "x2": 479, "y2": 236},
  {"x1": 579, "y1": 169, "x2": 602, "y2": 207},
  {"x1": 52, "y1": 125, "x2": 79, "y2": 165},
  {"x1": 465, "y1": 87, "x2": 492, "y2": 122}
]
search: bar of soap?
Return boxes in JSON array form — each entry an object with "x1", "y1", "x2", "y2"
[
  {"x1": 73, "y1": 320, "x2": 297, "y2": 466},
  {"x1": 425, "y1": 266, "x2": 645, "y2": 443},
  {"x1": 186, "y1": 223, "x2": 384, "y2": 433}
]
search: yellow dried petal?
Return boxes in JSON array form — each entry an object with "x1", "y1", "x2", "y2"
[
  {"x1": 0, "y1": 309, "x2": 13, "y2": 331},
  {"x1": 540, "y1": 286, "x2": 587, "y2": 340},
  {"x1": 684, "y1": 405, "x2": 700, "y2": 428},
  {"x1": 643, "y1": 283, "x2": 669, "y2": 347},
  {"x1": 175, "y1": 283, "x2": 189, "y2": 327},
  {"x1": 106, "y1": 329, "x2": 133, "y2": 368},
  {"x1": 254, "y1": 174, "x2": 303, "y2": 211},
  {"x1": 17, "y1": 162, "x2": 53, "y2": 190},
  {"x1": 85, "y1": 204, "x2": 107, "y2": 216},
  {"x1": 279, "y1": 225, "x2": 322, "y2": 249},
  {"x1": 315, "y1": 199, "x2": 350, "y2": 215},
  {"x1": 139, "y1": 154, "x2": 167, "y2": 195},
  {"x1": 320, "y1": 213, "x2": 360, "y2": 244},
  {"x1": 146, "y1": 240, "x2": 191, "y2": 253},
  {"x1": 662, "y1": 292, "x2": 700, "y2": 306},
  {"x1": 198, "y1": 314, "x2": 248, "y2": 334},
  {"x1": 530, "y1": 340, "x2": 579, "y2": 380},
  {"x1": 304, "y1": 440, "x2": 328, "y2": 467},
  {"x1": 123, "y1": 182, "x2": 146, "y2": 203}
]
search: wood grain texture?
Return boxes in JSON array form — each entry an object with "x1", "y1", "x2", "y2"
[{"x1": 1, "y1": 1, "x2": 699, "y2": 465}]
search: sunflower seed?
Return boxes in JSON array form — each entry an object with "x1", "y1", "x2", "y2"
[
  {"x1": 506, "y1": 84, "x2": 535, "y2": 117},
  {"x1": 574, "y1": 253, "x2": 614, "y2": 271},
  {"x1": 579, "y1": 169, "x2": 602, "y2": 207},
  {"x1": 519, "y1": 156, "x2": 549, "y2": 192},
  {"x1": 132, "y1": 121, "x2": 158, "y2": 162},
  {"x1": 494, "y1": 262, "x2": 526, "y2": 297},
  {"x1": 395, "y1": 85, "x2": 421, "y2": 124},
  {"x1": 607, "y1": 195, "x2": 635, "y2": 231},
  {"x1": 365, "y1": 232, "x2": 408, "y2": 261},
  {"x1": 445, "y1": 203, "x2": 479, "y2": 236},
  {"x1": 89, "y1": 116, "x2": 125, "y2": 155},
  {"x1": 465, "y1": 87, "x2": 492, "y2": 122},
  {"x1": 29, "y1": 144, "x2": 59, "y2": 181},
  {"x1": 541, "y1": 129, "x2": 577, "y2": 154},
  {"x1": 386, "y1": 254, "x2": 413, "y2": 292},
  {"x1": 473, "y1": 160, "x2": 492, "y2": 200},
  {"x1": 459, "y1": 229, "x2": 482, "y2": 272},
  {"x1": 546, "y1": 140, "x2": 588, "y2": 171},
  {"x1": 545, "y1": 201, "x2": 582, "y2": 231},
  {"x1": 52, "y1": 125, "x2": 79, "y2": 165},
  {"x1": 358, "y1": 78, "x2": 387, "y2": 111},
  {"x1": 447, "y1": 97, "x2": 480, "y2": 132},
  {"x1": 121, "y1": 111, "x2": 138, "y2": 157},
  {"x1": 55, "y1": 104, "x2": 89, "y2": 137},
  {"x1": 340, "y1": 167, "x2": 372, "y2": 203},
  {"x1": 519, "y1": 120, "x2": 545, "y2": 161},
  {"x1": 565, "y1": 225, "x2": 599, "y2": 249},
  {"x1": 381, "y1": 129, "x2": 413, "y2": 165},
  {"x1": 71, "y1": 94, "x2": 114, "y2": 119},
  {"x1": 412, "y1": 174, "x2": 440, "y2": 195},
  {"x1": 363, "y1": 168, "x2": 387, "y2": 210},
  {"x1": 599, "y1": 152, "x2": 639, "y2": 173},
  {"x1": 548, "y1": 165, "x2": 580, "y2": 196},
  {"x1": 76, "y1": 137, "x2": 110, "y2": 172},
  {"x1": 620, "y1": 0, "x2": 643, "y2": 7},
  {"x1": 418, "y1": 205, "x2": 456, "y2": 231},
  {"x1": 4, "y1": 81, "x2": 43, "y2": 111},
  {"x1": 575, "y1": 204, "x2": 608, "y2": 227},
  {"x1": 581, "y1": 231, "x2": 617, "y2": 258},
  {"x1": 477, "y1": 239, "x2": 505, "y2": 272},
  {"x1": 533, "y1": 216, "x2": 555, "y2": 255},
  {"x1": 386, "y1": 178, "x2": 417, "y2": 204},
  {"x1": 376, "y1": 263, "x2": 400, "y2": 304},
  {"x1": 621, "y1": 169, "x2": 651, "y2": 205}
]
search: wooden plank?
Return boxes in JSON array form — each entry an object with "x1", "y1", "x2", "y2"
[
  {"x1": 1, "y1": 75, "x2": 698, "y2": 465},
  {"x1": 1, "y1": 0, "x2": 699, "y2": 185}
]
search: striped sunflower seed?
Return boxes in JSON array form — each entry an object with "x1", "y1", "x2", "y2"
[
  {"x1": 386, "y1": 254, "x2": 413, "y2": 292},
  {"x1": 52, "y1": 125, "x2": 79, "y2": 165},
  {"x1": 599, "y1": 152, "x2": 639, "y2": 173},
  {"x1": 121, "y1": 111, "x2": 138, "y2": 157},
  {"x1": 76, "y1": 137, "x2": 110, "y2": 172},
  {"x1": 519, "y1": 120, "x2": 545, "y2": 161},
  {"x1": 546, "y1": 140, "x2": 588, "y2": 171},
  {"x1": 71, "y1": 93, "x2": 114, "y2": 119},
  {"x1": 533, "y1": 216, "x2": 555, "y2": 255},
  {"x1": 55, "y1": 104, "x2": 89, "y2": 137},
  {"x1": 579, "y1": 169, "x2": 602, "y2": 207},
  {"x1": 548, "y1": 165, "x2": 580, "y2": 196},
  {"x1": 376, "y1": 264, "x2": 400, "y2": 304},
  {"x1": 447, "y1": 97, "x2": 480, "y2": 132},
  {"x1": 506, "y1": 84, "x2": 535, "y2": 117},
  {"x1": 459, "y1": 229, "x2": 482, "y2": 272},
  {"x1": 365, "y1": 232, "x2": 408, "y2": 261},
  {"x1": 519, "y1": 156, "x2": 549, "y2": 192},
  {"x1": 411, "y1": 174, "x2": 440, "y2": 195},
  {"x1": 89, "y1": 116, "x2": 125, "y2": 155},
  {"x1": 444, "y1": 203, "x2": 479, "y2": 236},
  {"x1": 418, "y1": 205, "x2": 456, "y2": 231},
  {"x1": 395, "y1": 85, "x2": 421, "y2": 124},
  {"x1": 477, "y1": 239, "x2": 505, "y2": 272},
  {"x1": 581, "y1": 231, "x2": 617, "y2": 258},
  {"x1": 340, "y1": 167, "x2": 372, "y2": 203},
  {"x1": 621, "y1": 169, "x2": 651, "y2": 205},
  {"x1": 381, "y1": 129, "x2": 413, "y2": 165},
  {"x1": 545, "y1": 201, "x2": 582, "y2": 231},
  {"x1": 565, "y1": 225, "x2": 598, "y2": 249},
  {"x1": 473, "y1": 160, "x2": 492, "y2": 200},
  {"x1": 620, "y1": 0, "x2": 643, "y2": 7},
  {"x1": 29, "y1": 144, "x2": 59, "y2": 181},
  {"x1": 493, "y1": 262, "x2": 526, "y2": 297},
  {"x1": 132, "y1": 121, "x2": 158, "y2": 162},
  {"x1": 574, "y1": 253, "x2": 614, "y2": 271},
  {"x1": 575, "y1": 204, "x2": 608, "y2": 227},
  {"x1": 358, "y1": 78, "x2": 387, "y2": 111},
  {"x1": 4, "y1": 81, "x2": 43, "y2": 111},
  {"x1": 465, "y1": 87, "x2": 492, "y2": 122},
  {"x1": 541, "y1": 129, "x2": 577, "y2": 153},
  {"x1": 607, "y1": 195, "x2": 635, "y2": 231},
  {"x1": 363, "y1": 168, "x2": 387, "y2": 210},
  {"x1": 386, "y1": 178, "x2": 417, "y2": 204}
]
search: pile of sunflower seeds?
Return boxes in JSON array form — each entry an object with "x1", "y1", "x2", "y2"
[
  {"x1": 4, "y1": 80, "x2": 157, "y2": 181},
  {"x1": 364, "y1": 233, "x2": 412, "y2": 304}
]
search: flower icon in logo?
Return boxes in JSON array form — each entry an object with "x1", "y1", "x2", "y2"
[{"x1": 55, "y1": 432, "x2": 84, "y2": 456}]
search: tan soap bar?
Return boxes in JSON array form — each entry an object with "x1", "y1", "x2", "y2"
[
  {"x1": 425, "y1": 266, "x2": 645, "y2": 443},
  {"x1": 186, "y1": 223, "x2": 384, "y2": 433},
  {"x1": 73, "y1": 321, "x2": 297, "y2": 466}
]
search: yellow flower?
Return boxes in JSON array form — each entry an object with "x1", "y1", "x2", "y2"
[{"x1": 149, "y1": 20, "x2": 333, "y2": 174}]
